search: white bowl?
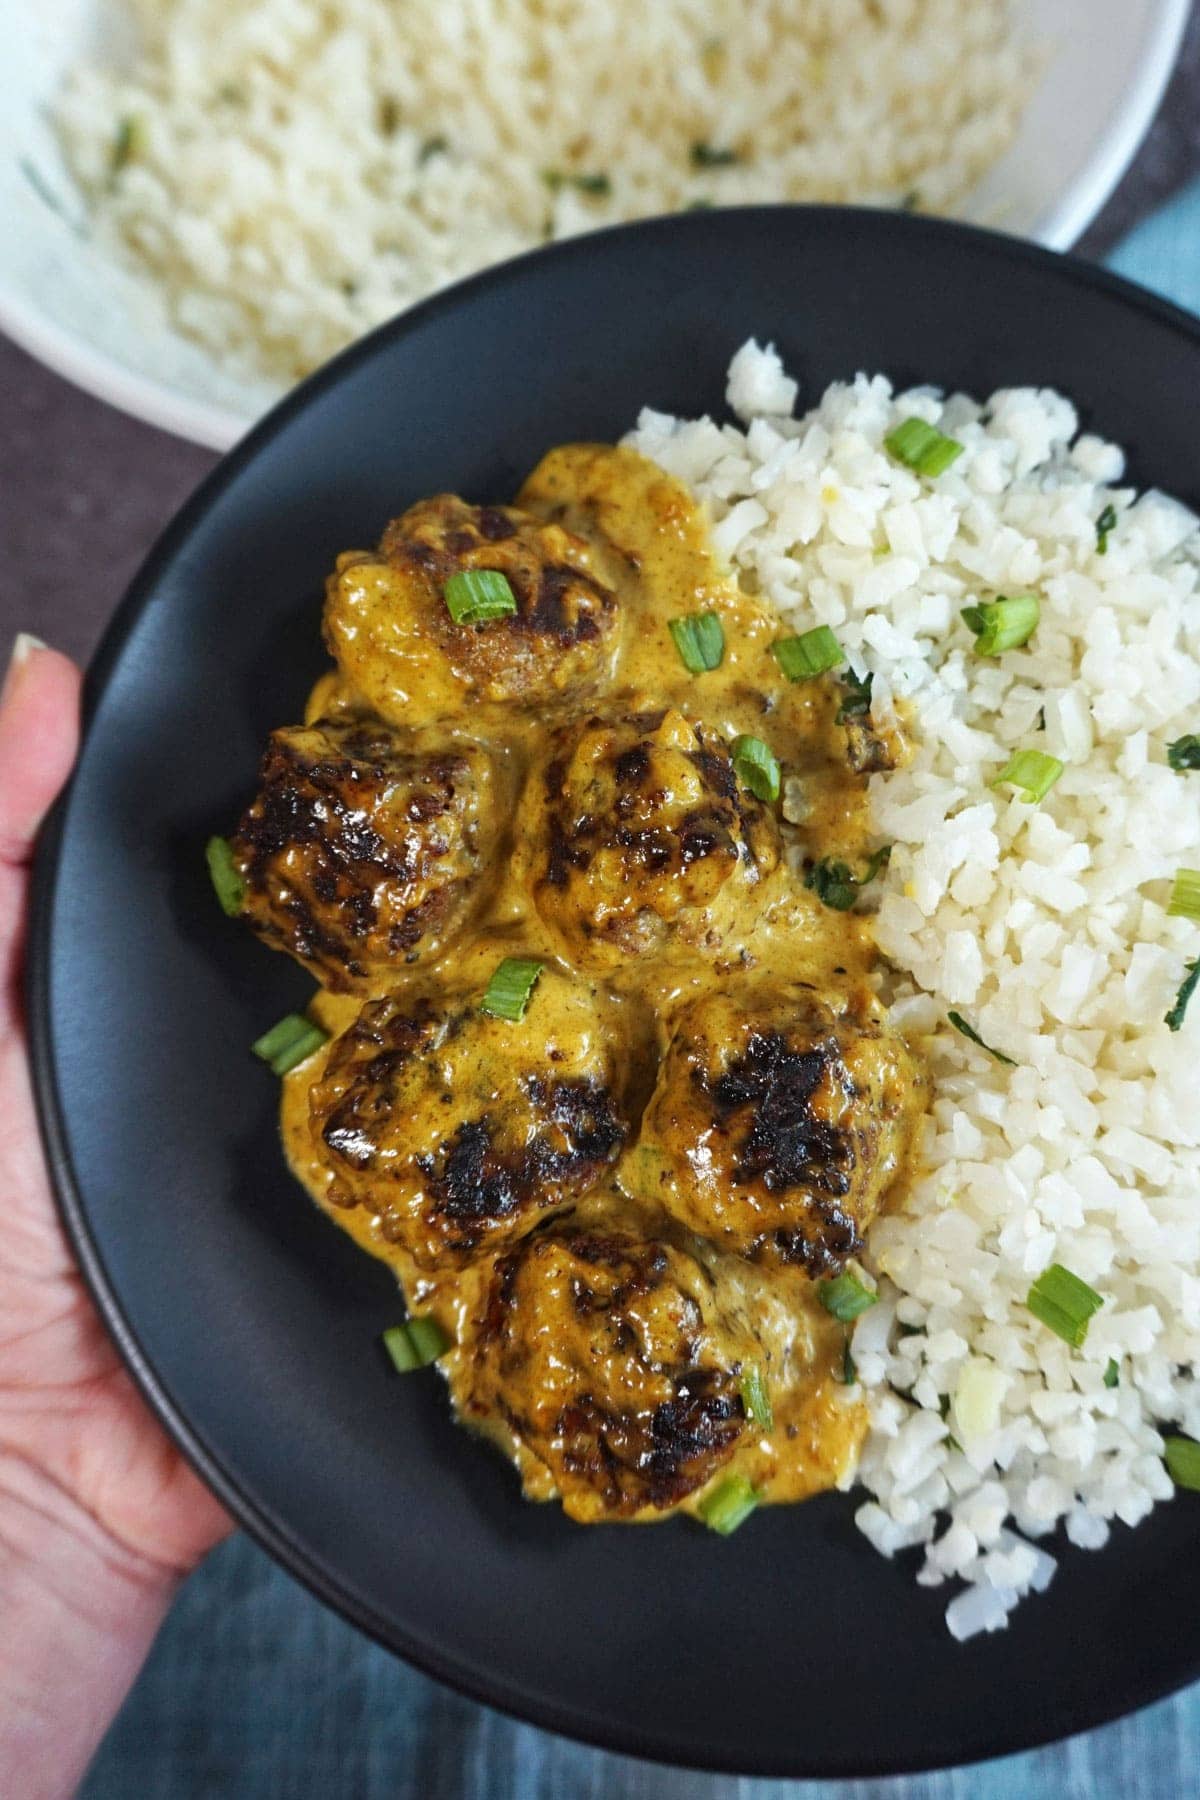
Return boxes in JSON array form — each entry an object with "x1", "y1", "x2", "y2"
[{"x1": 0, "y1": 0, "x2": 1189, "y2": 451}]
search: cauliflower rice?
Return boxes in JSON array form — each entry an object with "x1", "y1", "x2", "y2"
[
  {"x1": 53, "y1": 0, "x2": 1039, "y2": 388},
  {"x1": 627, "y1": 342, "x2": 1200, "y2": 1638}
]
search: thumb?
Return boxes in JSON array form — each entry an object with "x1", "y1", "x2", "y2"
[{"x1": 0, "y1": 636, "x2": 82, "y2": 869}]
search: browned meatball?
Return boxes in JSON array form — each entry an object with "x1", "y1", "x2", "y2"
[
  {"x1": 324, "y1": 496, "x2": 619, "y2": 723},
  {"x1": 455, "y1": 1227, "x2": 760, "y2": 1520},
  {"x1": 307, "y1": 957, "x2": 627, "y2": 1271},
  {"x1": 519, "y1": 705, "x2": 780, "y2": 968},
  {"x1": 230, "y1": 717, "x2": 492, "y2": 991},
  {"x1": 634, "y1": 987, "x2": 919, "y2": 1276}
]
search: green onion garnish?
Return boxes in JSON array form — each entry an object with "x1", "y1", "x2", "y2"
[
  {"x1": 947, "y1": 1011, "x2": 1016, "y2": 1066},
  {"x1": 1026, "y1": 1263, "x2": 1104, "y2": 1348},
  {"x1": 991, "y1": 748, "x2": 1063, "y2": 804},
  {"x1": 443, "y1": 569, "x2": 517, "y2": 625},
  {"x1": 690, "y1": 142, "x2": 739, "y2": 168},
  {"x1": 1168, "y1": 869, "x2": 1200, "y2": 920},
  {"x1": 884, "y1": 417, "x2": 964, "y2": 478},
  {"x1": 731, "y1": 734, "x2": 780, "y2": 804},
  {"x1": 697, "y1": 1472, "x2": 758, "y2": 1535},
  {"x1": 835, "y1": 666, "x2": 873, "y2": 722},
  {"x1": 205, "y1": 835, "x2": 245, "y2": 917},
  {"x1": 481, "y1": 956, "x2": 544, "y2": 1022},
  {"x1": 739, "y1": 1365, "x2": 773, "y2": 1431},
  {"x1": 110, "y1": 114, "x2": 144, "y2": 179},
  {"x1": 962, "y1": 593, "x2": 1040, "y2": 656},
  {"x1": 817, "y1": 1270, "x2": 878, "y2": 1322},
  {"x1": 843, "y1": 1337, "x2": 857, "y2": 1385},
  {"x1": 1104, "y1": 1358, "x2": 1120, "y2": 1389},
  {"x1": 772, "y1": 626, "x2": 846, "y2": 682},
  {"x1": 1165, "y1": 1435, "x2": 1200, "y2": 1491},
  {"x1": 543, "y1": 169, "x2": 612, "y2": 196},
  {"x1": 804, "y1": 846, "x2": 891, "y2": 911},
  {"x1": 668, "y1": 611, "x2": 724, "y2": 673},
  {"x1": 1166, "y1": 959, "x2": 1200, "y2": 1032},
  {"x1": 382, "y1": 1317, "x2": 452, "y2": 1372},
  {"x1": 1095, "y1": 503, "x2": 1117, "y2": 555},
  {"x1": 251, "y1": 1013, "x2": 329, "y2": 1076},
  {"x1": 1167, "y1": 735, "x2": 1200, "y2": 771}
]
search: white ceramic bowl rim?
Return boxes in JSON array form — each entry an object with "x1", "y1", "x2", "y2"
[{"x1": 0, "y1": 0, "x2": 1190, "y2": 452}]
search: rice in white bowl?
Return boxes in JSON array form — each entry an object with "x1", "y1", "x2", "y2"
[
  {"x1": 52, "y1": 0, "x2": 1039, "y2": 388},
  {"x1": 626, "y1": 342, "x2": 1200, "y2": 1638}
]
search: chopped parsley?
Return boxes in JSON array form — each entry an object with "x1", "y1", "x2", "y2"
[
  {"x1": 947, "y1": 1010, "x2": 1016, "y2": 1066},
  {"x1": 1167, "y1": 735, "x2": 1200, "y2": 772},
  {"x1": 835, "y1": 666, "x2": 873, "y2": 723},
  {"x1": 805, "y1": 846, "x2": 891, "y2": 911},
  {"x1": 690, "y1": 142, "x2": 740, "y2": 168},
  {"x1": 1166, "y1": 959, "x2": 1200, "y2": 1033}
]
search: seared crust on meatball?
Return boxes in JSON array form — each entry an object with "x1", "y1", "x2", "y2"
[
  {"x1": 635, "y1": 986, "x2": 918, "y2": 1276},
  {"x1": 231, "y1": 718, "x2": 492, "y2": 990},
  {"x1": 308, "y1": 965, "x2": 628, "y2": 1270},
  {"x1": 324, "y1": 496, "x2": 619, "y2": 722},
  {"x1": 522, "y1": 705, "x2": 780, "y2": 967},
  {"x1": 458, "y1": 1228, "x2": 756, "y2": 1519}
]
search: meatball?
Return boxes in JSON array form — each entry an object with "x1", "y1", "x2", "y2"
[
  {"x1": 324, "y1": 496, "x2": 619, "y2": 723},
  {"x1": 635, "y1": 987, "x2": 918, "y2": 1276},
  {"x1": 457, "y1": 1227, "x2": 760, "y2": 1520},
  {"x1": 307, "y1": 960, "x2": 627, "y2": 1271},
  {"x1": 520, "y1": 705, "x2": 780, "y2": 968},
  {"x1": 230, "y1": 717, "x2": 492, "y2": 990}
]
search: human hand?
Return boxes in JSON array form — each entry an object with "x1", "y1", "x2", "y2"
[{"x1": 0, "y1": 637, "x2": 230, "y2": 1800}]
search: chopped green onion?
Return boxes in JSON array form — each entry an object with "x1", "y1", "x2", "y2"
[
  {"x1": 1166, "y1": 959, "x2": 1200, "y2": 1032},
  {"x1": 1164, "y1": 1434, "x2": 1200, "y2": 1492},
  {"x1": 947, "y1": 1011, "x2": 1016, "y2": 1067},
  {"x1": 739, "y1": 1365, "x2": 773, "y2": 1431},
  {"x1": 991, "y1": 748, "x2": 1063, "y2": 804},
  {"x1": 697, "y1": 1473, "x2": 758, "y2": 1535},
  {"x1": 481, "y1": 956, "x2": 544, "y2": 1022},
  {"x1": 543, "y1": 169, "x2": 612, "y2": 196},
  {"x1": 443, "y1": 569, "x2": 517, "y2": 625},
  {"x1": 1026, "y1": 1263, "x2": 1104, "y2": 1348},
  {"x1": 1103, "y1": 1358, "x2": 1120, "y2": 1389},
  {"x1": 1168, "y1": 735, "x2": 1200, "y2": 771},
  {"x1": 817, "y1": 1270, "x2": 878, "y2": 1322},
  {"x1": 110, "y1": 114, "x2": 145, "y2": 179},
  {"x1": 1095, "y1": 503, "x2": 1118, "y2": 555},
  {"x1": 252, "y1": 1013, "x2": 329, "y2": 1077},
  {"x1": 884, "y1": 416, "x2": 964, "y2": 478},
  {"x1": 382, "y1": 1317, "x2": 451, "y2": 1372},
  {"x1": 962, "y1": 593, "x2": 1040, "y2": 656},
  {"x1": 668, "y1": 611, "x2": 724, "y2": 673},
  {"x1": 835, "y1": 666, "x2": 873, "y2": 722},
  {"x1": 205, "y1": 835, "x2": 245, "y2": 917},
  {"x1": 842, "y1": 1337, "x2": 857, "y2": 1385},
  {"x1": 804, "y1": 846, "x2": 891, "y2": 912},
  {"x1": 731, "y1": 734, "x2": 780, "y2": 804},
  {"x1": 772, "y1": 626, "x2": 846, "y2": 682},
  {"x1": 1168, "y1": 868, "x2": 1200, "y2": 920},
  {"x1": 690, "y1": 142, "x2": 739, "y2": 168}
]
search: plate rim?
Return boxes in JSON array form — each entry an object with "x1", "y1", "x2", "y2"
[{"x1": 28, "y1": 205, "x2": 1200, "y2": 1778}]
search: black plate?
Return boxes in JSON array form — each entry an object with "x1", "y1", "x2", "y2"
[{"x1": 30, "y1": 208, "x2": 1200, "y2": 1778}]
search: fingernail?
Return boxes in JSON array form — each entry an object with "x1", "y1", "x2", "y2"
[
  {"x1": 11, "y1": 633, "x2": 47, "y2": 666},
  {"x1": 2, "y1": 633, "x2": 49, "y2": 706}
]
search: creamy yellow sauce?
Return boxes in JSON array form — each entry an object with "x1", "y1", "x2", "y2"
[{"x1": 271, "y1": 444, "x2": 922, "y2": 1520}]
